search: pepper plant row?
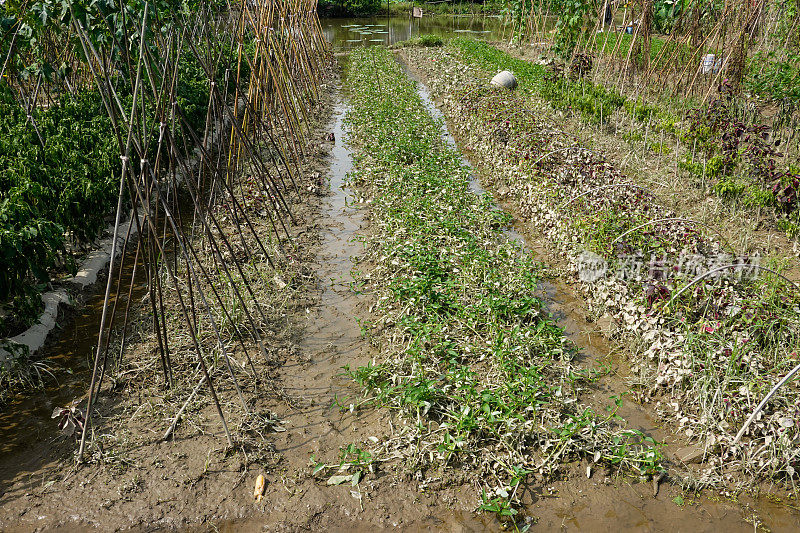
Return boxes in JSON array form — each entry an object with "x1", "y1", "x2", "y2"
[{"x1": 0, "y1": 48, "x2": 238, "y2": 337}]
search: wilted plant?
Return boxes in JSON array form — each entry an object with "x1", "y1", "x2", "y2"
[
  {"x1": 52, "y1": 403, "x2": 85, "y2": 438},
  {"x1": 570, "y1": 53, "x2": 594, "y2": 79}
]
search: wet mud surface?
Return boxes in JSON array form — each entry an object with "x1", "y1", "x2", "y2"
[
  {"x1": 203, "y1": 79, "x2": 500, "y2": 533},
  {"x1": 1, "y1": 54, "x2": 799, "y2": 532},
  {"x1": 0, "y1": 249, "x2": 147, "y2": 510},
  {"x1": 0, "y1": 72, "x2": 492, "y2": 532}
]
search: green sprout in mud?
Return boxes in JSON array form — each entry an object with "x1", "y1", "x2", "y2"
[
  {"x1": 478, "y1": 489, "x2": 518, "y2": 518},
  {"x1": 478, "y1": 464, "x2": 535, "y2": 531},
  {"x1": 311, "y1": 444, "x2": 374, "y2": 486}
]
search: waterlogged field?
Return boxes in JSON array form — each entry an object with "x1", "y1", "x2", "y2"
[
  {"x1": 2, "y1": 5, "x2": 800, "y2": 524},
  {"x1": 342, "y1": 47, "x2": 664, "y2": 518},
  {"x1": 398, "y1": 42, "x2": 800, "y2": 489}
]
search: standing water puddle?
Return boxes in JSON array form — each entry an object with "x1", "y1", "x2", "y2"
[
  {"x1": 0, "y1": 249, "x2": 146, "y2": 498},
  {"x1": 323, "y1": 15, "x2": 508, "y2": 50},
  {"x1": 290, "y1": 100, "x2": 365, "y2": 379},
  {"x1": 248, "y1": 96, "x2": 373, "y2": 471}
]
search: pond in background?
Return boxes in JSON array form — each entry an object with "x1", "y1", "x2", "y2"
[{"x1": 322, "y1": 15, "x2": 508, "y2": 48}]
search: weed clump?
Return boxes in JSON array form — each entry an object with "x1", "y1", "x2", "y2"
[{"x1": 419, "y1": 34, "x2": 444, "y2": 47}]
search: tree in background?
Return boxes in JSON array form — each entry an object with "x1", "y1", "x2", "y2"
[
  {"x1": 317, "y1": 0, "x2": 383, "y2": 16},
  {"x1": 553, "y1": 0, "x2": 595, "y2": 58}
]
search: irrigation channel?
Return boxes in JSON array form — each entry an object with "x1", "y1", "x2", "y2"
[{"x1": 1, "y1": 20, "x2": 799, "y2": 533}]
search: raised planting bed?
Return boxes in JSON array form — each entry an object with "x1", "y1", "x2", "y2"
[
  {"x1": 341, "y1": 46, "x2": 664, "y2": 521},
  {"x1": 399, "y1": 42, "x2": 800, "y2": 489}
]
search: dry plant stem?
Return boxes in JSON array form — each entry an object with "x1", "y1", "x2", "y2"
[
  {"x1": 163, "y1": 370, "x2": 208, "y2": 441},
  {"x1": 735, "y1": 363, "x2": 800, "y2": 444},
  {"x1": 95, "y1": 209, "x2": 138, "y2": 394},
  {"x1": 610, "y1": 217, "x2": 735, "y2": 252},
  {"x1": 78, "y1": 4, "x2": 150, "y2": 458},
  {"x1": 77, "y1": 161, "x2": 129, "y2": 463},
  {"x1": 667, "y1": 264, "x2": 800, "y2": 307},
  {"x1": 128, "y1": 168, "x2": 235, "y2": 447},
  {"x1": 6, "y1": 0, "x2": 328, "y2": 458},
  {"x1": 562, "y1": 182, "x2": 652, "y2": 208}
]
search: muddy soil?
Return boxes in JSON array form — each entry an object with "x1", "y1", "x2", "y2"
[
  {"x1": 2, "y1": 54, "x2": 799, "y2": 533},
  {"x1": 0, "y1": 59, "x2": 514, "y2": 532},
  {"x1": 199, "y1": 88, "x2": 496, "y2": 532}
]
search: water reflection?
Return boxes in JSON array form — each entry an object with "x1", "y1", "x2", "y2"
[
  {"x1": 322, "y1": 15, "x2": 506, "y2": 48},
  {"x1": 0, "y1": 246, "x2": 146, "y2": 491}
]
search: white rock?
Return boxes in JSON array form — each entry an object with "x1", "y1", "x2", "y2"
[{"x1": 490, "y1": 70, "x2": 518, "y2": 90}]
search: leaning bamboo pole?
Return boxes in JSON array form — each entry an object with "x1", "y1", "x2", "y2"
[{"x1": 7, "y1": 0, "x2": 337, "y2": 461}]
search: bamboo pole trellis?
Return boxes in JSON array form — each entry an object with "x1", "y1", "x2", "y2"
[{"x1": 1, "y1": 0, "x2": 331, "y2": 461}]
